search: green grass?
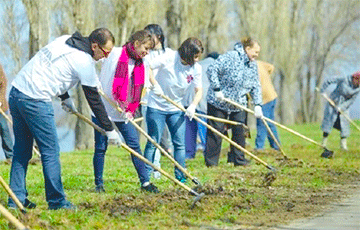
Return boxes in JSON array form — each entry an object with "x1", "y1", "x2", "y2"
[{"x1": 1, "y1": 121, "x2": 360, "y2": 229}]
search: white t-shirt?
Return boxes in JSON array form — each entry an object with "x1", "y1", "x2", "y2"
[
  {"x1": 147, "y1": 49, "x2": 202, "y2": 112},
  {"x1": 99, "y1": 47, "x2": 149, "y2": 122},
  {"x1": 182, "y1": 57, "x2": 213, "y2": 113},
  {"x1": 12, "y1": 35, "x2": 99, "y2": 101}
]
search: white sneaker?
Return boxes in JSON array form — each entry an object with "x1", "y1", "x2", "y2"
[
  {"x1": 340, "y1": 138, "x2": 348, "y2": 151},
  {"x1": 153, "y1": 171, "x2": 161, "y2": 179},
  {"x1": 321, "y1": 137, "x2": 328, "y2": 147}
]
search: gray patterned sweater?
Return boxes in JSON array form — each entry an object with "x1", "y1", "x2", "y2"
[
  {"x1": 320, "y1": 75, "x2": 360, "y2": 137},
  {"x1": 206, "y1": 42, "x2": 262, "y2": 112}
]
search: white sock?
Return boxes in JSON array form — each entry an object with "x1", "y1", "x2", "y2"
[{"x1": 142, "y1": 182, "x2": 150, "y2": 187}]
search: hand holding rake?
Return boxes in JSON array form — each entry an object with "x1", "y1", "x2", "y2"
[
  {"x1": 98, "y1": 89, "x2": 202, "y2": 187},
  {"x1": 316, "y1": 87, "x2": 360, "y2": 132},
  {"x1": 72, "y1": 111, "x2": 205, "y2": 209}
]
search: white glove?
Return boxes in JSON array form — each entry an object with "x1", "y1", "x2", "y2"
[
  {"x1": 254, "y1": 105, "x2": 263, "y2": 118},
  {"x1": 185, "y1": 104, "x2": 196, "y2": 121},
  {"x1": 151, "y1": 83, "x2": 164, "y2": 96},
  {"x1": 106, "y1": 129, "x2": 122, "y2": 146},
  {"x1": 214, "y1": 91, "x2": 225, "y2": 100},
  {"x1": 122, "y1": 112, "x2": 133, "y2": 124},
  {"x1": 61, "y1": 98, "x2": 77, "y2": 113}
]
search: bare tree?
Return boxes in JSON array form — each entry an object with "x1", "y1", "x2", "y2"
[
  {"x1": 21, "y1": 0, "x2": 50, "y2": 58},
  {"x1": 0, "y1": 0, "x2": 28, "y2": 77},
  {"x1": 234, "y1": 0, "x2": 360, "y2": 124}
]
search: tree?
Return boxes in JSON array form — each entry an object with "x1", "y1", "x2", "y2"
[
  {"x1": 233, "y1": 0, "x2": 360, "y2": 124},
  {"x1": 21, "y1": 0, "x2": 50, "y2": 59},
  {"x1": 0, "y1": 0, "x2": 27, "y2": 77}
]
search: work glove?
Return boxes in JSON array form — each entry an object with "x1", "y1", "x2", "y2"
[
  {"x1": 151, "y1": 83, "x2": 164, "y2": 96},
  {"x1": 254, "y1": 105, "x2": 263, "y2": 119},
  {"x1": 61, "y1": 98, "x2": 77, "y2": 114},
  {"x1": 214, "y1": 91, "x2": 225, "y2": 101},
  {"x1": 185, "y1": 104, "x2": 196, "y2": 121},
  {"x1": 106, "y1": 129, "x2": 123, "y2": 146},
  {"x1": 122, "y1": 112, "x2": 134, "y2": 124}
]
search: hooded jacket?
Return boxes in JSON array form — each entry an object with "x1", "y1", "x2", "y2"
[{"x1": 206, "y1": 42, "x2": 262, "y2": 112}]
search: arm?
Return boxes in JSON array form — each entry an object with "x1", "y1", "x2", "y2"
[
  {"x1": 206, "y1": 55, "x2": 227, "y2": 91},
  {"x1": 82, "y1": 85, "x2": 113, "y2": 131},
  {"x1": 249, "y1": 65, "x2": 263, "y2": 106},
  {"x1": 320, "y1": 76, "x2": 343, "y2": 93},
  {"x1": 191, "y1": 87, "x2": 203, "y2": 106}
]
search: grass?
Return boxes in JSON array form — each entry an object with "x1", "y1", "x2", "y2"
[{"x1": 1, "y1": 121, "x2": 360, "y2": 229}]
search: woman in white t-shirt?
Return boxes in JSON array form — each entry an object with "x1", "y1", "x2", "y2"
[
  {"x1": 144, "y1": 37, "x2": 204, "y2": 183},
  {"x1": 92, "y1": 30, "x2": 159, "y2": 193}
]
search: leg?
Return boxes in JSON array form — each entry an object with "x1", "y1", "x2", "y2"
[
  {"x1": 166, "y1": 111, "x2": 186, "y2": 181},
  {"x1": 264, "y1": 99, "x2": 280, "y2": 150},
  {"x1": 143, "y1": 107, "x2": 166, "y2": 179},
  {"x1": 229, "y1": 110, "x2": 248, "y2": 166},
  {"x1": 8, "y1": 89, "x2": 34, "y2": 207},
  {"x1": 92, "y1": 116, "x2": 108, "y2": 190},
  {"x1": 204, "y1": 103, "x2": 227, "y2": 167},
  {"x1": 0, "y1": 114, "x2": 13, "y2": 159},
  {"x1": 9, "y1": 88, "x2": 67, "y2": 208},
  {"x1": 185, "y1": 114, "x2": 198, "y2": 159},
  {"x1": 197, "y1": 111, "x2": 207, "y2": 151},
  {"x1": 116, "y1": 121, "x2": 150, "y2": 185}
]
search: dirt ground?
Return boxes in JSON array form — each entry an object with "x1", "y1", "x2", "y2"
[{"x1": 74, "y1": 152, "x2": 360, "y2": 229}]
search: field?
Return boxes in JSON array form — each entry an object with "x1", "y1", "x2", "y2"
[{"x1": 1, "y1": 121, "x2": 360, "y2": 229}]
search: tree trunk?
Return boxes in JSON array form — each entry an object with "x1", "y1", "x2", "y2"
[
  {"x1": 72, "y1": 0, "x2": 95, "y2": 150},
  {"x1": 22, "y1": 0, "x2": 50, "y2": 59},
  {"x1": 166, "y1": 0, "x2": 181, "y2": 49}
]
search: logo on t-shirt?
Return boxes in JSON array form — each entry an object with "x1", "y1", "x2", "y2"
[{"x1": 186, "y1": 75, "x2": 193, "y2": 83}]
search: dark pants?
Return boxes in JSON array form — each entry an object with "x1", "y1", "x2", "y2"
[
  {"x1": 204, "y1": 103, "x2": 247, "y2": 166},
  {"x1": 92, "y1": 116, "x2": 149, "y2": 186},
  {"x1": 8, "y1": 87, "x2": 67, "y2": 208},
  {"x1": 0, "y1": 113, "x2": 13, "y2": 159}
]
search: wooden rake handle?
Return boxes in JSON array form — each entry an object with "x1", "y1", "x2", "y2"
[
  {"x1": 0, "y1": 203, "x2": 29, "y2": 229},
  {"x1": 316, "y1": 88, "x2": 360, "y2": 132},
  {"x1": 97, "y1": 89, "x2": 200, "y2": 184},
  {"x1": 160, "y1": 94, "x2": 275, "y2": 170},
  {"x1": 223, "y1": 98, "x2": 324, "y2": 148}
]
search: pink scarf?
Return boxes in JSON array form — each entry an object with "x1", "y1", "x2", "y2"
[{"x1": 112, "y1": 43, "x2": 145, "y2": 114}]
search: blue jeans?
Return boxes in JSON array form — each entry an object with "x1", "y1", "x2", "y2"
[
  {"x1": 185, "y1": 110, "x2": 207, "y2": 159},
  {"x1": 92, "y1": 116, "x2": 149, "y2": 186},
  {"x1": 0, "y1": 113, "x2": 13, "y2": 159},
  {"x1": 144, "y1": 107, "x2": 186, "y2": 181},
  {"x1": 255, "y1": 99, "x2": 280, "y2": 150},
  {"x1": 8, "y1": 87, "x2": 67, "y2": 208}
]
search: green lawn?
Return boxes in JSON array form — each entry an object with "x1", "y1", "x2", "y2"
[{"x1": 1, "y1": 121, "x2": 359, "y2": 229}]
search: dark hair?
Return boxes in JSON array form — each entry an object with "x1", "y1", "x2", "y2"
[
  {"x1": 207, "y1": 52, "x2": 220, "y2": 60},
  {"x1": 178, "y1": 37, "x2": 204, "y2": 66},
  {"x1": 127, "y1": 30, "x2": 155, "y2": 49},
  {"x1": 89, "y1": 28, "x2": 115, "y2": 46},
  {"x1": 144, "y1": 24, "x2": 165, "y2": 51},
  {"x1": 241, "y1": 37, "x2": 259, "y2": 49}
]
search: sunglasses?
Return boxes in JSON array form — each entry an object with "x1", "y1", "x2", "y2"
[{"x1": 98, "y1": 45, "x2": 111, "y2": 57}]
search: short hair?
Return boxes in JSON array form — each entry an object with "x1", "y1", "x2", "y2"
[
  {"x1": 89, "y1": 28, "x2": 115, "y2": 47},
  {"x1": 178, "y1": 37, "x2": 204, "y2": 66},
  {"x1": 127, "y1": 30, "x2": 155, "y2": 49},
  {"x1": 207, "y1": 52, "x2": 220, "y2": 60},
  {"x1": 241, "y1": 37, "x2": 259, "y2": 49},
  {"x1": 144, "y1": 24, "x2": 165, "y2": 51}
]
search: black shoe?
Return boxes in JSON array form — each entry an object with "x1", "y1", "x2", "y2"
[
  {"x1": 234, "y1": 159, "x2": 250, "y2": 167},
  {"x1": 48, "y1": 201, "x2": 77, "y2": 210},
  {"x1": 141, "y1": 183, "x2": 159, "y2": 193},
  {"x1": 24, "y1": 199, "x2": 37, "y2": 209},
  {"x1": 95, "y1": 185, "x2": 106, "y2": 193},
  {"x1": 321, "y1": 149, "x2": 334, "y2": 158}
]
